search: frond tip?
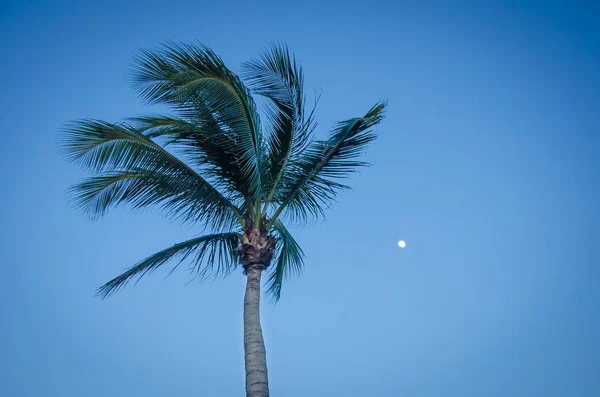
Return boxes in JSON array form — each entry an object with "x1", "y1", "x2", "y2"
[{"x1": 97, "y1": 233, "x2": 240, "y2": 298}]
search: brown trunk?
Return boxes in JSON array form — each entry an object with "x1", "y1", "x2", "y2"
[
  {"x1": 243, "y1": 265, "x2": 269, "y2": 397},
  {"x1": 238, "y1": 217, "x2": 275, "y2": 268}
]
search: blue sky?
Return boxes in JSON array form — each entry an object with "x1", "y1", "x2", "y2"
[{"x1": 1, "y1": 1, "x2": 599, "y2": 396}]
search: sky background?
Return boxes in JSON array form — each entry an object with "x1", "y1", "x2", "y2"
[{"x1": 1, "y1": 1, "x2": 599, "y2": 396}]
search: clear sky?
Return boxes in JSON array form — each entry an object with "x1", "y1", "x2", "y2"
[{"x1": 1, "y1": 1, "x2": 599, "y2": 396}]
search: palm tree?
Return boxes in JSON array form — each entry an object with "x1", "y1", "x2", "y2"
[{"x1": 62, "y1": 42, "x2": 385, "y2": 397}]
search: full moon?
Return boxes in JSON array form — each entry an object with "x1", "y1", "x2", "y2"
[{"x1": 398, "y1": 240, "x2": 406, "y2": 248}]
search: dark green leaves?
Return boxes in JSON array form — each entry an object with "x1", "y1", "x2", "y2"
[
  {"x1": 97, "y1": 233, "x2": 240, "y2": 298},
  {"x1": 269, "y1": 102, "x2": 386, "y2": 226},
  {"x1": 131, "y1": 42, "x2": 264, "y2": 199},
  {"x1": 242, "y1": 44, "x2": 314, "y2": 211},
  {"x1": 129, "y1": 115, "x2": 248, "y2": 202},
  {"x1": 265, "y1": 221, "x2": 305, "y2": 302},
  {"x1": 63, "y1": 120, "x2": 242, "y2": 228}
]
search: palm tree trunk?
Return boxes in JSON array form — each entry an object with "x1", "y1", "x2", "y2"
[{"x1": 244, "y1": 266, "x2": 270, "y2": 397}]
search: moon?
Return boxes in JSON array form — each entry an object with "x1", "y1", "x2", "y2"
[{"x1": 398, "y1": 240, "x2": 406, "y2": 248}]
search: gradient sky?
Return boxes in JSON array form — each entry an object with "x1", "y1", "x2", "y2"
[{"x1": 1, "y1": 1, "x2": 599, "y2": 396}]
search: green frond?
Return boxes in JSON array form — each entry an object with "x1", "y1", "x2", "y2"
[
  {"x1": 268, "y1": 102, "x2": 386, "y2": 226},
  {"x1": 265, "y1": 220, "x2": 305, "y2": 302},
  {"x1": 70, "y1": 170, "x2": 238, "y2": 230},
  {"x1": 62, "y1": 120, "x2": 243, "y2": 227},
  {"x1": 62, "y1": 120, "x2": 158, "y2": 173},
  {"x1": 97, "y1": 232, "x2": 240, "y2": 298},
  {"x1": 130, "y1": 42, "x2": 264, "y2": 200},
  {"x1": 128, "y1": 115, "x2": 250, "y2": 202},
  {"x1": 242, "y1": 43, "x2": 315, "y2": 213}
]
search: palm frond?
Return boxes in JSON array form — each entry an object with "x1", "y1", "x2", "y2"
[
  {"x1": 130, "y1": 42, "x2": 264, "y2": 199},
  {"x1": 268, "y1": 102, "x2": 386, "y2": 226},
  {"x1": 242, "y1": 43, "x2": 315, "y2": 212},
  {"x1": 265, "y1": 220, "x2": 304, "y2": 302},
  {"x1": 129, "y1": 115, "x2": 249, "y2": 201},
  {"x1": 97, "y1": 232, "x2": 240, "y2": 298},
  {"x1": 70, "y1": 170, "x2": 238, "y2": 230},
  {"x1": 62, "y1": 120, "x2": 243, "y2": 227}
]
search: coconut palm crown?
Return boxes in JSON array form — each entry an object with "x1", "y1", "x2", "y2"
[{"x1": 62, "y1": 42, "x2": 385, "y2": 397}]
